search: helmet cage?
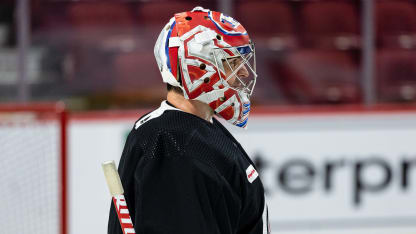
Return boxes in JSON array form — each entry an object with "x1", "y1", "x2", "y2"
[{"x1": 212, "y1": 42, "x2": 257, "y2": 96}]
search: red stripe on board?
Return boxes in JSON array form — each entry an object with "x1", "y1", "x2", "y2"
[
  {"x1": 70, "y1": 104, "x2": 416, "y2": 121},
  {"x1": 0, "y1": 102, "x2": 65, "y2": 112},
  {"x1": 70, "y1": 109, "x2": 151, "y2": 122},
  {"x1": 251, "y1": 103, "x2": 416, "y2": 116},
  {"x1": 60, "y1": 109, "x2": 68, "y2": 234}
]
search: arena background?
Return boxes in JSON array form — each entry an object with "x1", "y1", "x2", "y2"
[{"x1": 1, "y1": 0, "x2": 416, "y2": 234}]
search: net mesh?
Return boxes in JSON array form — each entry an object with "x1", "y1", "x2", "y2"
[{"x1": 0, "y1": 110, "x2": 64, "y2": 234}]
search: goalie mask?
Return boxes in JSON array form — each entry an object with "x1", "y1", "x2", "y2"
[{"x1": 154, "y1": 7, "x2": 257, "y2": 128}]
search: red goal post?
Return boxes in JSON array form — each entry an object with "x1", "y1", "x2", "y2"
[{"x1": 0, "y1": 102, "x2": 67, "y2": 234}]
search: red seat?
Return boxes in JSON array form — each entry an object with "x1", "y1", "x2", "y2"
[
  {"x1": 376, "y1": 49, "x2": 416, "y2": 102},
  {"x1": 31, "y1": 1, "x2": 71, "y2": 32},
  {"x1": 236, "y1": 1, "x2": 297, "y2": 49},
  {"x1": 236, "y1": 1, "x2": 294, "y2": 36},
  {"x1": 300, "y1": 1, "x2": 360, "y2": 49},
  {"x1": 68, "y1": 2, "x2": 135, "y2": 30},
  {"x1": 66, "y1": 2, "x2": 140, "y2": 52},
  {"x1": 376, "y1": 1, "x2": 416, "y2": 48},
  {"x1": 268, "y1": 50, "x2": 361, "y2": 104}
]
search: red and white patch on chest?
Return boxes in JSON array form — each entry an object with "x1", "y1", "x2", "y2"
[{"x1": 246, "y1": 164, "x2": 258, "y2": 183}]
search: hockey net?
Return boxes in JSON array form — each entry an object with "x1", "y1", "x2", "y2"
[{"x1": 0, "y1": 103, "x2": 67, "y2": 234}]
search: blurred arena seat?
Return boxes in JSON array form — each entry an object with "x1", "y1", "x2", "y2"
[
  {"x1": 269, "y1": 50, "x2": 361, "y2": 104},
  {"x1": 66, "y1": 2, "x2": 150, "y2": 64},
  {"x1": 31, "y1": 1, "x2": 71, "y2": 37},
  {"x1": 113, "y1": 51, "x2": 161, "y2": 90},
  {"x1": 300, "y1": 1, "x2": 360, "y2": 50},
  {"x1": 235, "y1": 1, "x2": 297, "y2": 50},
  {"x1": 375, "y1": 0, "x2": 416, "y2": 49},
  {"x1": 107, "y1": 51, "x2": 166, "y2": 107},
  {"x1": 376, "y1": 49, "x2": 416, "y2": 102},
  {"x1": 68, "y1": 2, "x2": 135, "y2": 30},
  {"x1": 25, "y1": 0, "x2": 416, "y2": 108},
  {"x1": 66, "y1": 45, "x2": 115, "y2": 92}
]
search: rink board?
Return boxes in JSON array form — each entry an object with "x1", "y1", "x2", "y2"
[{"x1": 69, "y1": 111, "x2": 416, "y2": 234}]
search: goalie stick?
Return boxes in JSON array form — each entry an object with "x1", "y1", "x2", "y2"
[{"x1": 102, "y1": 161, "x2": 136, "y2": 234}]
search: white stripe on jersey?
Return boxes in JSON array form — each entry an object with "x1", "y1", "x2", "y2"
[{"x1": 135, "y1": 101, "x2": 182, "y2": 129}]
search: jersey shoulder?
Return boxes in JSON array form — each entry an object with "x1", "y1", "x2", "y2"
[
  {"x1": 131, "y1": 101, "x2": 207, "y2": 153},
  {"x1": 131, "y1": 101, "x2": 242, "y2": 174}
]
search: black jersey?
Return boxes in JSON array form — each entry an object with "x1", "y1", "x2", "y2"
[{"x1": 108, "y1": 101, "x2": 270, "y2": 234}]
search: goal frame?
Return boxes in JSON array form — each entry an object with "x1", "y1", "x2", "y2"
[{"x1": 0, "y1": 102, "x2": 68, "y2": 234}]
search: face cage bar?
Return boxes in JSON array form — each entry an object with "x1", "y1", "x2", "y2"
[{"x1": 213, "y1": 43, "x2": 257, "y2": 96}]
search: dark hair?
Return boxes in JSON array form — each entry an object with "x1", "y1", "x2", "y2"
[
  {"x1": 167, "y1": 84, "x2": 183, "y2": 94},
  {"x1": 167, "y1": 64, "x2": 183, "y2": 94}
]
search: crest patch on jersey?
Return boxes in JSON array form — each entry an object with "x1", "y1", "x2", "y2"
[{"x1": 246, "y1": 165, "x2": 258, "y2": 183}]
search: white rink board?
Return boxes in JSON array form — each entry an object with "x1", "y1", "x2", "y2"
[
  {"x1": 68, "y1": 112, "x2": 416, "y2": 234},
  {"x1": 228, "y1": 113, "x2": 416, "y2": 232}
]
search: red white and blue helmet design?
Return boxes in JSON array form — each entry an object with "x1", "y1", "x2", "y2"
[{"x1": 154, "y1": 7, "x2": 257, "y2": 128}]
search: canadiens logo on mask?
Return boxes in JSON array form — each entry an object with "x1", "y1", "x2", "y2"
[{"x1": 154, "y1": 6, "x2": 257, "y2": 128}]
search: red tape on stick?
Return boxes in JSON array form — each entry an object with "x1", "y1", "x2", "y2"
[{"x1": 113, "y1": 195, "x2": 135, "y2": 234}]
